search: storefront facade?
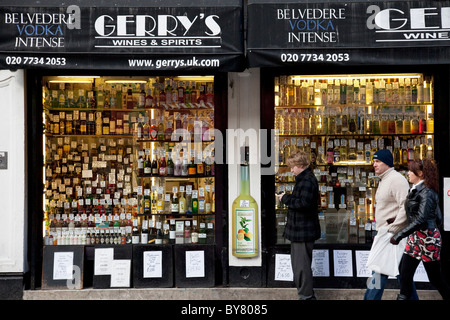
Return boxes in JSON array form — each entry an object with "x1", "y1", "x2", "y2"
[
  {"x1": 0, "y1": 0, "x2": 449, "y2": 298},
  {"x1": 249, "y1": 0, "x2": 450, "y2": 289}
]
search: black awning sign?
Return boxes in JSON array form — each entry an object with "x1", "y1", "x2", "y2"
[
  {"x1": 0, "y1": 3, "x2": 244, "y2": 71},
  {"x1": 247, "y1": 1, "x2": 450, "y2": 66}
]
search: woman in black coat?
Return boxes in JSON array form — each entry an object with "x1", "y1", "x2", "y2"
[{"x1": 391, "y1": 158, "x2": 450, "y2": 300}]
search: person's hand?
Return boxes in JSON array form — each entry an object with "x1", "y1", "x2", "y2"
[
  {"x1": 276, "y1": 192, "x2": 285, "y2": 201},
  {"x1": 386, "y1": 217, "x2": 395, "y2": 224},
  {"x1": 390, "y1": 236, "x2": 399, "y2": 245}
]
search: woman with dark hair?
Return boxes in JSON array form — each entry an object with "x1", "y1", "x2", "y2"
[{"x1": 391, "y1": 158, "x2": 450, "y2": 300}]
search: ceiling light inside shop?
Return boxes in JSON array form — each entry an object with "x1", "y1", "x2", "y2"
[
  {"x1": 291, "y1": 74, "x2": 422, "y2": 81},
  {"x1": 48, "y1": 76, "x2": 100, "y2": 83},
  {"x1": 104, "y1": 80, "x2": 148, "y2": 83}
]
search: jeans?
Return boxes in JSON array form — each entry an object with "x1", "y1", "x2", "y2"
[{"x1": 364, "y1": 271, "x2": 419, "y2": 300}]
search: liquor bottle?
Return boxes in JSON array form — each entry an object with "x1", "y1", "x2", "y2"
[
  {"x1": 232, "y1": 145, "x2": 258, "y2": 257},
  {"x1": 191, "y1": 219, "x2": 199, "y2": 244},
  {"x1": 196, "y1": 152, "x2": 204, "y2": 176},
  {"x1": 179, "y1": 189, "x2": 186, "y2": 214},
  {"x1": 326, "y1": 140, "x2": 334, "y2": 165},
  {"x1": 317, "y1": 210, "x2": 326, "y2": 243},
  {"x1": 191, "y1": 190, "x2": 199, "y2": 214},
  {"x1": 347, "y1": 139, "x2": 356, "y2": 161},
  {"x1": 405, "y1": 78, "x2": 412, "y2": 103},
  {"x1": 76, "y1": 89, "x2": 87, "y2": 108},
  {"x1": 159, "y1": 153, "x2": 167, "y2": 176},
  {"x1": 340, "y1": 79, "x2": 347, "y2": 104},
  {"x1": 426, "y1": 113, "x2": 434, "y2": 133},
  {"x1": 151, "y1": 149, "x2": 159, "y2": 176},
  {"x1": 206, "y1": 222, "x2": 214, "y2": 244},
  {"x1": 199, "y1": 222, "x2": 207, "y2": 244},
  {"x1": 174, "y1": 154, "x2": 182, "y2": 176},
  {"x1": 184, "y1": 220, "x2": 191, "y2": 244},
  {"x1": 141, "y1": 219, "x2": 149, "y2": 244},
  {"x1": 181, "y1": 157, "x2": 189, "y2": 176},
  {"x1": 418, "y1": 111, "x2": 426, "y2": 134},
  {"x1": 151, "y1": 186, "x2": 158, "y2": 214},
  {"x1": 395, "y1": 112, "x2": 403, "y2": 134},
  {"x1": 169, "y1": 219, "x2": 176, "y2": 244},
  {"x1": 114, "y1": 84, "x2": 122, "y2": 109},
  {"x1": 157, "y1": 116, "x2": 165, "y2": 140},
  {"x1": 155, "y1": 221, "x2": 163, "y2": 244},
  {"x1": 97, "y1": 84, "x2": 105, "y2": 108},
  {"x1": 126, "y1": 85, "x2": 134, "y2": 109},
  {"x1": 145, "y1": 88, "x2": 153, "y2": 108},
  {"x1": 358, "y1": 217, "x2": 366, "y2": 244},
  {"x1": 426, "y1": 138, "x2": 434, "y2": 159},
  {"x1": 401, "y1": 141, "x2": 408, "y2": 165},
  {"x1": 188, "y1": 156, "x2": 197, "y2": 176},
  {"x1": 205, "y1": 189, "x2": 212, "y2": 214},
  {"x1": 337, "y1": 194, "x2": 349, "y2": 243},
  {"x1": 411, "y1": 78, "x2": 418, "y2": 103},
  {"x1": 198, "y1": 187, "x2": 205, "y2": 214},
  {"x1": 156, "y1": 189, "x2": 164, "y2": 214},
  {"x1": 143, "y1": 185, "x2": 151, "y2": 214},
  {"x1": 325, "y1": 192, "x2": 338, "y2": 243},
  {"x1": 132, "y1": 219, "x2": 140, "y2": 244},
  {"x1": 171, "y1": 192, "x2": 179, "y2": 214},
  {"x1": 348, "y1": 209, "x2": 358, "y2": 244},
  {"x1": 138, "y1": 151, "x2": 144, "y2": 176},
  {"x1": 211, "y1": 187, "x2": 215, "y2": 214},
  {"x1": 393, "y1": 138, "x2": 401, "y2": 166},
  {"x1": 58, "y1": 83, "x2": 66, "y2": 107},
  {"x1": 144, "y1": 154, "x2": 151, "y2": 176},
  {"x1": 333, "y1": 139, "x2": 341, "y2": 163},
  {"x1": 411, "y1": 113, "x2": 419, "y2": 134}
]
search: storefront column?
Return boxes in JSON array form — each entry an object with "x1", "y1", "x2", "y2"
[
  {"x1": 227, "y1": 69, "x2": 263, "y2": 286},
  {"x1": 0, "y1": 69, "x2": 26, "y2": 299}
]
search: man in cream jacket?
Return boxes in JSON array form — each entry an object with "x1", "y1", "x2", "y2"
[{"x1": 364, "y1": 149, "x2": 418, "y2": 300}]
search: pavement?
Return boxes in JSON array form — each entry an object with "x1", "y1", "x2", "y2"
[{"x1": 22, "y1": 287, "x2": 442, "y2": 300}]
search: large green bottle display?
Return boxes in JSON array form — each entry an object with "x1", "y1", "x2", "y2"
[{"x1": 232, "y1": 146, "x2": 259, "y2": 258}]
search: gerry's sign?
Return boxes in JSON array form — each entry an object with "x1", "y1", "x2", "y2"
[
  {"x1": 368, "y1": 5, "x2": 450, "y2": 43},
  {"x1": 0, "y1": 1, "x2": 244, "y2": 71},
  {"x1": 247, "y1": 0, "x2": 450, "y2": 66}
]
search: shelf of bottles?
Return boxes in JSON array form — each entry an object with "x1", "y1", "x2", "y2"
[
  {"x1": 274, "y1": 73, "x2": 434, "y2": 245},
  {"x1": 42, "y1": 76, "x2": 216, "y2": 247}
]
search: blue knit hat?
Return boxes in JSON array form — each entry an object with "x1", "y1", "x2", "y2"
[{"x1": 373, "y1": 149, "x2": 394, "y2": 167}]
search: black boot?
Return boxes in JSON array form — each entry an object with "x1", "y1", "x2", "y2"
[{"x1": 397, "y1": 294, "x2": 409, "y2": 300}]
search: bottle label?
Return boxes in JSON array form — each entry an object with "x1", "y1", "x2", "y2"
[{"x1": 234, "y1": 208, "x2": 256, "y2": 256}]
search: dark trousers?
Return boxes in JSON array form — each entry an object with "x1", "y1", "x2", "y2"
[
  {"x1": 399, "y1": 253, "x2": 450, "y2": 300},
  {"x1": 290, "y1": 241, "x2": 315, "y2": 299}
]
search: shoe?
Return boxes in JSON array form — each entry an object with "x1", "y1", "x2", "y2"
[{"x1": 397, "y1": 294, "x2": 408, "y2": 300}]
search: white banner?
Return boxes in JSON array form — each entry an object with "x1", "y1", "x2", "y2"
[{"x1": 443, "y1": 178, "x2": 450, "y2": 231}]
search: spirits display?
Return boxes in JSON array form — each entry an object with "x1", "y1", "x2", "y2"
[
  {"x1": 274, "y1": 74, "x2": 434, "y2": 244},
  {"x1": 42, "y1": 76, "x2": 216, "y2": 246}
]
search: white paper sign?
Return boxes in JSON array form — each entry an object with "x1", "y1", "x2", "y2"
[
  {"x1": 186, "y1": 250, "x2": 205, "y2": 278},
  {"x1": 312, "y1": 249, "x2": 330, "y2": 277},
  {"x1": 53, "y1": 252, "x2": 74, "y2": 280},
  {"x1": 94, "y1": 248, "x2": 114, "y2": 275},
  {"x1": 110, "y1": 259, "x2": 131, "y2": 287},
  {"x1": 333, "y1": 250, "x2": 353, "y2": 277},
  {"x1": 355, "y1": 251, "x2": 372, "y2": 277},
  {"x1": 143, "y1": 251, "x2": 163, "y2": 278},
  {"x1": 413, "y1": 261, "x2": 430, "y2": 282},
  {"x1": 443, "y1": 178, "x2": 450, "y2": 231},
  {"x1": 274, "y1": 254, "x2": 293, "y2": 281}
]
